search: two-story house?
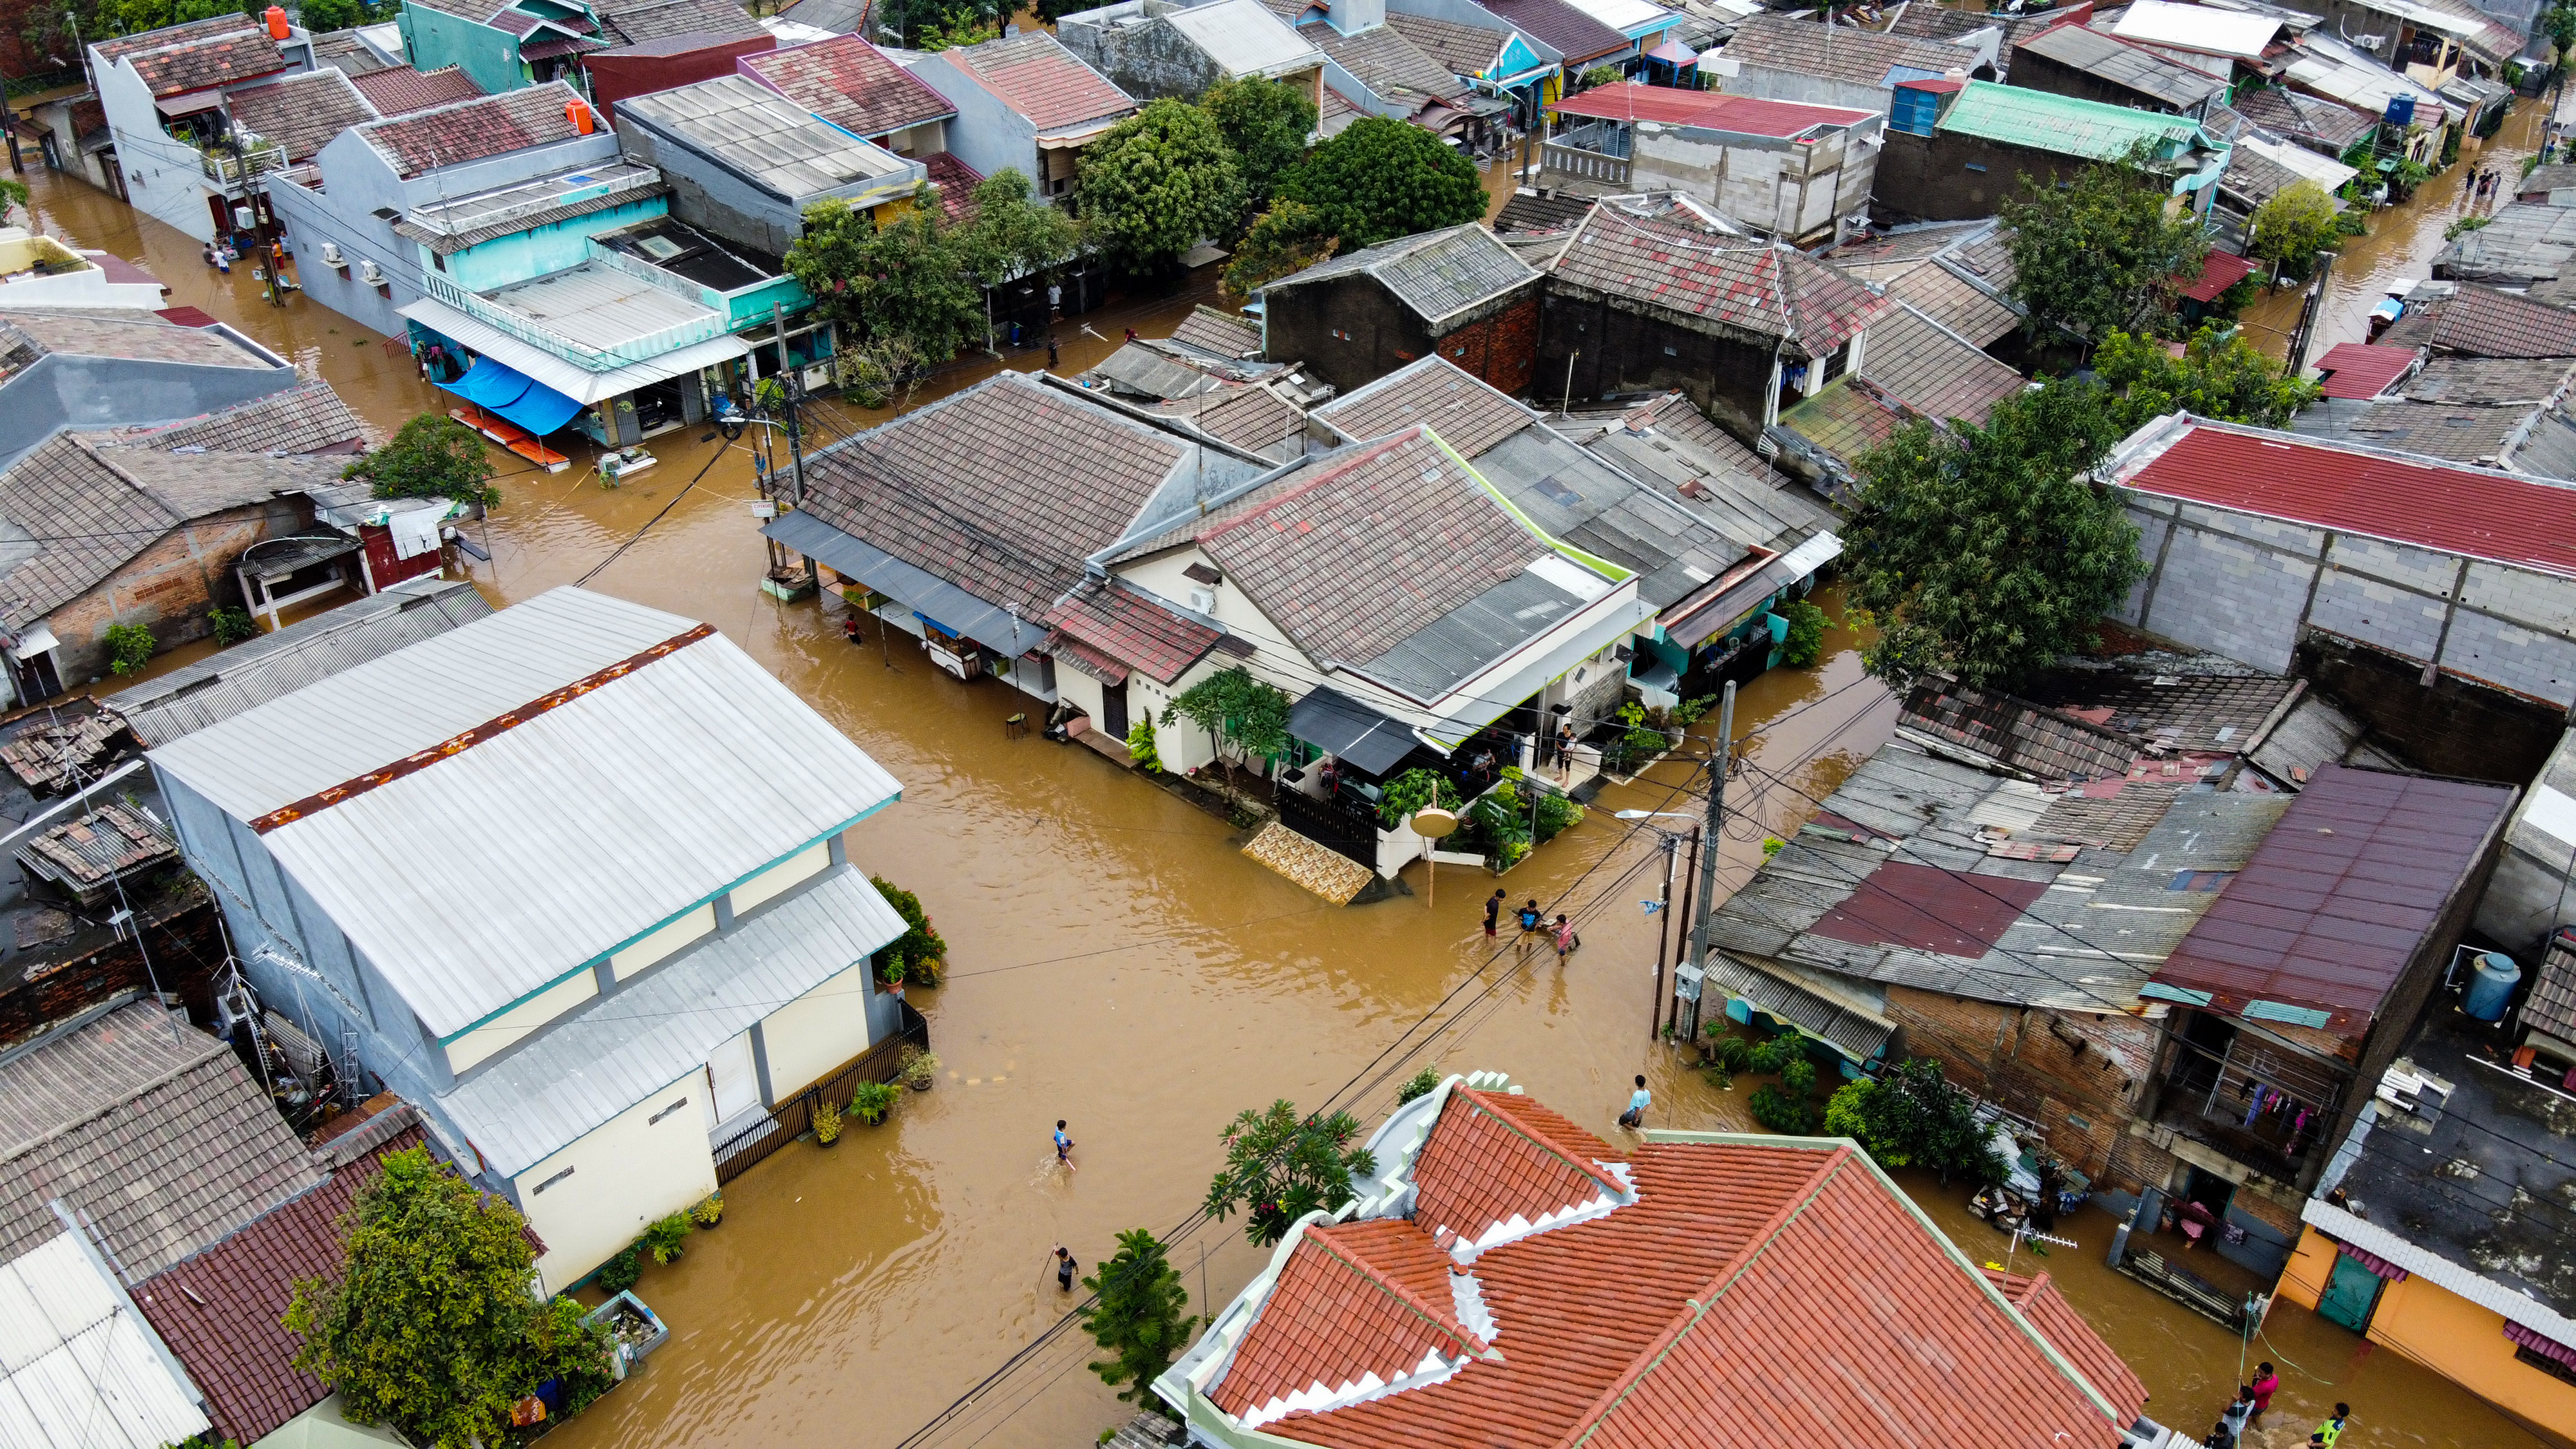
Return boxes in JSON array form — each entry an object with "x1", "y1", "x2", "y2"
[
  {"x1": 909, "y1": 31, "x2": 1139, "y2": 203},
  {"x1": 88, "y1": 13, "x2": 314, "y2": 243},
  {"x1": 146, "y1": 586, "x2": 916, "y2": 1290}
]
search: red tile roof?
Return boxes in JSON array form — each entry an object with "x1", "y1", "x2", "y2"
[
  {"x1": 1408, "y1": 1087, "x2": 1625, "y2": 1244},
  {"x1": 923, "y1": 150, "x2": 984, "y2": 225},
  {"x1": 349, "y1": 64, "x2": 485, "y2": 116},
  {"x1": 101, "y1": 16, "x2": 287, "y2": 97},
  {"x1": 2148, "y1": 763, "x2": 2517, "y2": 1039},
  {"x1": 2178, "y1": 247, "x2": 2255, "y2": 303},
  {"x1": 2109, "y1": 420, "x2": 2576, "y2": 578},
  {"x1": 2311, "y1": 341, "x2": 2419, "y2": 399},
  {"x1": 1549, "y1": 82, "x2": 1872, "y2": 135},
  {"x1": 740, "y1": 35, "x2": 956, "y2": 140},
  {"x1": 937, "y1": 32, "x2": 1133, "y2": 133},
  {"x1": 359, "y1": 82, "x2": 588, "y2": 179},
  {"x1": 1552, "y1": 198, "x2": 1889, "y2": 360},
  {"x1": 1202, "y1": 1087, "x2": 2143, "y2": 1448},
  {"x1": 1042, "y1": 578, "x2": 1222, "y2": 684}
]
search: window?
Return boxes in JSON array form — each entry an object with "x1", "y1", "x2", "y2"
[
  {"x1": 531, "y1": 1166, "x2": 575, "y2": 1194},
  {"x1": 2517, "y1": 1345, "x2": 2576, "y2": 1386},
  {"x1": 431, "y1": 251, "x2": 446, "y2": 272}
]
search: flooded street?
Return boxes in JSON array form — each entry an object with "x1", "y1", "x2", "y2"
[{"x1": 14, "y1": 141, "x2": 2553, "y2": 1447}]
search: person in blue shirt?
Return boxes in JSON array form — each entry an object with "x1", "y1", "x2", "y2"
[
  {"x1": 1054, "y1": 1119, "x2": 1076, "y2": 1173},
  {"x1": 1619, "y1": 1075, "x2": 1651, "y2": 1130}
]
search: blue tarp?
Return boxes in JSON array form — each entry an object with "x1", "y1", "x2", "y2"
[{"x1": 439, "y1": 355, "x2": 582, "y2": 437}]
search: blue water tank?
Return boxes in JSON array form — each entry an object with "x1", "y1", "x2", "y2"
[
  {"x1": 2465, "y1": 951, "x2": 2521, "y2": 1022},
  {"x1": 2385, "y1": 95, "x2": 2416, "y2": 129}
]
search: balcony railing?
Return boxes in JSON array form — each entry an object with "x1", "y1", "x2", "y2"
[
  {"x1": 1542, "y1": 140, "x2": 1630, "y2": 186},
  {"x1": 200, "y1": 139, "x2": 286, "y2": 187},
  {"x1": 421, "y1": 269, "x2": 725, "y2": 372}
]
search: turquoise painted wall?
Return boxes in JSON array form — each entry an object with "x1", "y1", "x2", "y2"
[
  {"x1": 722, "y1": 274, "x2": 810, "y2": 329},
  {"x1": 434, "y1": 194, "x2": 671, "y2": 291},
  {"x1": 400, "y1": 0, "x2": 531, "y2": 95}
]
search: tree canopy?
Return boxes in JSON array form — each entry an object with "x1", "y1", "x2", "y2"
[
  {"x1": 2001, "y1": 150, "x2": 2208, "y2": 343},
  {"x1": 1204, "y1": 1100, "x2": 1375, "y2": 1245},
  {"x1": 786, "y1": 196, "x2": 983, "y2": 363},
  {"x1": 2092, "y1": 323, "x2": 2319, "y2": 431},
  {"x1": 1079, "y1": 1230, "x2": 1196, "y2": 1407},
  {"x1": 2248, "y1": 179, "x2": 2341, "y2": 280},
  {"x1": 1203, "y1": 75, "x2": 1317, "y2": 209},
  {"x1": 1225, "y1": 200, "x2": 1338, "y2": 295},
  {"x1": 1078, "y1": 98, "x2": 1245, "y2": 271},
  {"x1": 1845, "y1": 379, "x2": 2145, "y2": 690},
  {"x1": 345, "y1": 413, "x2": 498, "y2": 507},
  {"x1": 956, "y1": 167, "x2": 1079, "y2": 289},
  {"x1": 1275, "y1": 117, "x2": 1485, "y2": 251},
  {"x1": 286, "y1": 1148, "x2": 611, "y2": 1449},
  {"x1": 1823, "y1": 1059, "x2": 2009, "y2": 1186}
]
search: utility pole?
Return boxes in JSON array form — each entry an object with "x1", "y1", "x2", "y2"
[
  {"x1": 1648, "y1": 829, "x2": 1679, "y2": 1041},
  {"x1": 1667, "y1": 824, "x2": 1700, "y2": 1039},
  {"x1": 771, "y1": 301, "x2": 817, "y2": 594},
  {"x1": 1681, "y1": 681, "x2": 1737, "y2": 1039}
]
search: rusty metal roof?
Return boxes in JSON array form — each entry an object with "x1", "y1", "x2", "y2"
[{"x1": 2145, "y1": 764, "x2": 2517, "y2": 1038}]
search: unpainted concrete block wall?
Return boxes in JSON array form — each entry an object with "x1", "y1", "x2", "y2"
[{"x1": 45, "y1": 500, "x2": 303, "y2": 685}]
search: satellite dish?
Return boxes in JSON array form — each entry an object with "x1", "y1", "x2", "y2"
[{"x1": 1411, "y1": 807, "x2": 1459, "y2": 838}]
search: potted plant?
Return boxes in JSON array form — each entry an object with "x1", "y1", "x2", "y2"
[
  {"x1": 690, "y1": 1193, "x2": 723, "y2": 1229},
  {"x1": 642, "y1": 1211, "x2": 690, "y2": 1265},
  {"x1": 812, "y1": 1096, "x2": 844, "y2": 1147},
  {"x1": 898, "y1": 1045, "x2": 941, "y2": 1092},
  {"x1": 882, "y1": 953, "x2": 907, "y2": 999},
  {"x1": 849, "y1": 1080, "x2": 901, "y2": 1126}
]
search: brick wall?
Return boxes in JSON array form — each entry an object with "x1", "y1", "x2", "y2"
[
  {"x1": 44, "y1": 500, "x2": 306, "y2": 686},
  {"x1": 1432, "y1": 291, "x2": 1540, "y2": 399},
  {"x1": 1883, "y1": 985, "x2": 2166, "y2": 1191},
  {"x1": 0, "y1": 884, "x2": 222, "y2": 1048}
]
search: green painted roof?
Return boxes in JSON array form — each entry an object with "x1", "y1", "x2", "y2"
[{"x1": 1933, "y1": 79, "x2": 2208, "y2": 162}]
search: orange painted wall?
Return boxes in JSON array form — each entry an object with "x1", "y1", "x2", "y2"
[{"x1": 2276, "y1": 1226, "x2": 2336, "y2": 1311}]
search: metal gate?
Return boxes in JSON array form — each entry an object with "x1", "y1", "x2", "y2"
[{"x1": 1276, "y1": 788, "x2": 1378, "y2": 869}]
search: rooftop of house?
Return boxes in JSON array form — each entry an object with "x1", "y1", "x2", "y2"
[
  {"x1": 223, "y1": 68, "x2": 379, "y2": 164},
  {"x1": 1558, "y1": 391, "x2": 1835, "y2": 556},
  {"x1": 2107, "y1": 0, "x2": 2284, "y2": 59},
  {"x1": 355, "y1": 82, "x2": 591, "y2": 180},
  {"x1": 96, "y1": 14, "x2": 287, "y2": 98},
  {"x1": 2521, "y1": 162, "x2": 2576, "y2": 198},
  {"x1": 1157, "y1": 0, "x2": 1329, "y2": 79},
  {"x1": 1298, "y1": 19, "x2": 1468, "y2": 110},
  {"x1": 934, "y1": 30, "x2": 1135, "y2": 133},
  {"x1": 1721, "y1": 11, "x2": 1985, "y2": 88},
  {"x1": 1042, "y1": 576, "x2": 1226, "y2": 686},
  {"x1": 1385, "y1": 12, "x2": 1514, "y2": 77},
  {"x1": 1848, "y1": 298, "x2": 2024, "y2": 424},
  {"x1": 1933, "y1": 77, "x2": 2215, "y2": 162},
  {"x1": 109, "y1": 580, "x2": 494, "y2": 748},
  {"x1": 135, "y1": 1111, "x2": 431, "y2": 1445},
  {"x1": 737, "y1": 33, "x2": 957, "y2": 139},
  {"x1": 2228, "y1": 82, "x2": 2378, "y2": 152},
  {"x1": 1262, "y1": 223, "x2": 1536, "y2": 327},
  {"x1": 0, "y1": 1228, "x2": 210, "y2": 1449},
  {"x1": 1548, "y1": 81, "x2": 1874, "y2": 135},
  {"x1": 80, "y1": 376, "x2": 372, "y2": 457},
  {"x1": 1879, "y1": 220, "x2": 2023, "y2": 348},
  {"x1": 0, "y1": 306, "x2": 280, "y2": 369},
  {"x1": 1168, "y1": 304, "x2": 1264, "y2": 360},
  {"x1": 310, "y1": 26, "x2": 397, "y2": 75},
  {"x1": 922, "y1": 150, "x2": 983, "y2": 223},
  {"x1": 1311, "y1": 352, "x2": 1537, "y2": 457},
  {"x1": 1167, "y1": 1074, "x2": 2145, "y2": 1447},
  {"x1": 0, "y1": 1000, "x2": 325, "y2": 1281},
  {"x1": 1550, "y1": 194, "x2": 1888, "y2": 359},
  {"x1": 392, "y1": 158, "x2": 665, "y2": 253},
  {"x1": 2280, "y1": 32, "x2": 2457, "y2": 137},
  {"x1": 1474, "y1": 0, "x2": 1631, "y2": 63},
  {"x1": 144, "y1": 587, "x2": 905, "y2": 1043},
  {"x1": 2013, "y1": 17, "x2": 2222, "y2": 109},
  {"x1": 592, "y1": 0, "x2": 770, "y2": 46},
  {"x1": 2289, "y1": 354, "x2": 2576, "y2": 475},
  {"x1": 617, "y1": 75, "x2": 917, "y2": 200},
  {"x1": 2309, "y1": 341, "x2": 2422, "y2": 400},
  {"x1": 592, "y1": 214, "x2": 780, "y2": 292},
  {"x1": 2146, "y1": 764, "x2": 2516, "y2": 1041},
  {"x1": 1492, "y1": 187, "x2": 1596, "y2": 237},
  {"x1": 2105, "y1": 414, "x2": 2576, "y2": 580},
  {"x1": 2378, "y1": 281, "x2": 2576, "y2": 359},
  {"x1": 346, "y1": 62, "x2": 485, "y2": 115}
]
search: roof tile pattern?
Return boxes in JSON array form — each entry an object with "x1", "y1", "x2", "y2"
[
  {"x1": 1211, "y1": 1219, "x2": 1482, "y2": 1422},
  {"x1": 940, "y1": 32, "x2": 1134, "y2": 131},
  {"x1": 106, "y1": 17, "x2": 286, "y2": 97},
  {"x1": 1300, "y1": 21, "x2": 1466, "y2": 107},
  {"x1": 1550, "y1": 82, "x2": 1871, "y2": 134},
  {"x1": 222, "y1": 70, "x2": 377, "y2": 163},
  {"x1": 0, "y1": 432, "x2": 182, "y2": 629},
  {"x1": 740, "y1": 34, "x2": 957, "y2": 137},
  {"x1": 1386, "y1": 12, "x2": 1510, "y2": 75},
  {"x1": 1857, "y1": 302, "x2": 2022, "y2": 425},
  {"x1": 1475, "y1": 0, "x2": 1629, "y2": 64},
  {"x1": 2230, "y1": 84, "x2": 2377, "y2": 151},
  {"x1": 360, "y1": 82, "x2": 587, "y2": 179},
  {"x1": 90, "y1": 378, "x2": 371, "y2": 455},
  {"x1": 2378, "y1": 283, "x2": 2576, "y2": 359},
  {"x1": 0, "y1": 307, "x2": 270, "y2": 366},
  {"x1": 1553, "y1": 200, "x2": 1888, "y2": 358},
  {"x1": 1314, "y1": 356, "x2": 1535, "y2": 456},
  {"x1": 1902, "y1": 679, "x2": 2140, "y2": 781},
  {"x1": 1195, "y1": 384, "x2": 1303, "y2": 453},
  {"x1": 1265, "y1": 225, "x2": 1535, "y2": 326},
  {"x1": 594, "y1": 0, "x2": 769, "y2": 45},
  {"x1": 1171, "y1": 305, "x2": 1264, "y2": 358},
  {"x1": 1724, "y1": 12, "x2": 1980, "y2": 88},
  {"x1": 1987, "y1": 1269, "x2": 2150, "y2": 1421},
  {"x1": 1410, "y1": 1088, "x2": 1625, "y2": 1242},
  {"x1": 348, "y1": 64, "x2": 484, "y2": 115},
  {"x1": 1041, "y1": 578, "x2": 1221, "y2": 683}
]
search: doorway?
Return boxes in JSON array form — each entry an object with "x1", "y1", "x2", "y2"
[
  {"x1": 1101, "y1": 679, "x2": 1129, "y2": 739},
  {"x1": 2317, "y1": 1249, "x2": 2386, "y2": 1334},
  {"x1": 2181, "y1": 1165, "x2": 2237, "y2": 1218},
  {"x1": 703, "y1": 1029, "x2": 762, "y2": 1137}
]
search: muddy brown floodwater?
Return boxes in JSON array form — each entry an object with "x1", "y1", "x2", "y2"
[{"x1": 15, "y1": 151, "x2": 2551, "y2": 1448}]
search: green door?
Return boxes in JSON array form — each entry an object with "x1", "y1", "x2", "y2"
[{"x1": 2318, "y1": 1253, "x2": 2384, "y2": 1333}]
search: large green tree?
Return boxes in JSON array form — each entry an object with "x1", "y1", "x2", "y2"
[
  {"x1": 1275, "y1": 116, "x2": 1484, "y2": 250},
  {"x1": 2000, "y1": 149, "x2": 2208, "y2": 344},
  {"x1": 1204, "y1": 1100, "x2": 1376, "y2": 1245},
  {"x1": 2248, "y1": 179, "x2": 2342, "y2": 281},
  {"x1": 1078, "y1": 1230, "x2": 1197, "y2": 1408},
  {"x1": 956, "y1": 167, "x2": 1079, "y2": 291},
  {"x1": 1823, "y1": 1058, "x2": 2009, "y2": 1186},
  {"x1": 344, "y1": 413, "x2": 498, "y2": 507},
  {"x1": 788, "y1": 195, "x2": 983, "y2": 363},
  {"x1": 1224, "y1": 199, "x2": 1338, "y2": 294},
  {"x1": 1202, "y1": 75, "x2": 1318, "y2": 209},
  {"x1": 1162, "y1": 664, "x2": 1291, "y2": 810},
  {"x1": 286, "y1": 1148, "x2": 612, "y2": 1449},
  {"x1": 2093, "y1": 323, "x2": 2320, "y2": 431},
  {"x1": 1845, "y1": 379, "x2": 2145, "y2": 689},
  {"x1": 1078, "y1": 98, "x2": 1244, "y2": 271}
]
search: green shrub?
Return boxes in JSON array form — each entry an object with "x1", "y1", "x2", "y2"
[
  {"x1": 813, "y1": 1095, "x2": 844, "y2": 1144},
  {"x1": 1747, "y1": 1035, "x2": 1797, "y2": 1076},
  {"x1": 1762, "y1": 835, "x2": 1786, "y2": 858},
  {"x1": 850, "y1": 1080, "x2": 902, "y2": 1124},
  {"x1": 1818, "y1": 1057, "x2": 2010, "y2": 1185},
  {"x1": 642, "y1": 1211, "x2": 690, "y2": 1265},
  {"x1": 596, "y1": 1243, "x2": 642, "y2": 1294},
  {"x1": 689, "y1": 1194, "x2": 723, "y2": 1227},
  {"x1": 1396, "y1": 1067, "x2": 1441, "y2": 1104},
  {"x1": 104, "y1": 622, "x2": 153, "y2": 676},
  {"x1": 1777, "y1": 598, "x2": 1829, "y2": 668},
  {"x1": 1532, "y1": 791, "x2": 1583, "y2": 843},
  {"x1": 210, "y1": 607, "x2": 256, "y2": 646},
  {"x1": 1126, "y1": 717, "x2": 1162, "y2": 771},
  {"x1": 1378, "y1": 767, "x2": 1461, "y2": 829},
  {"x1": 1749, "y1": 1083, "x2": 1814, "y2": 1133},
  {"x1": 871, "y1": 876, "x2": 946, "y2": 985},
  {"x1": 1705, "y1": 1033, "x2": 1753, "y2": 1074}
]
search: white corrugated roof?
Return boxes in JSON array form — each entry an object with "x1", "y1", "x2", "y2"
[
  {"x1": 2237, "y1": 133, "x2": 2358, "y2": 191},
  {"x1": 1560, "y1": 0, "x2": 1675, "y2": 33},
  {"x1": 395, "y1": 296, "x2": 750, "y2": 404},
  {"x1": 0, "y1": 1233, "x2": 208, "y2": 1449},
  {"x1": 441, "y1": 866, "x2": 904, "y2": 1175},
  {"x1": 2112, "y1": 0, "x2": 2279, "y2": 58},
  {"x1": 1163, "y1": 0, "x2": 1326, "y2": 78},
  {"x1": 148, "y1": 588, "x2": 904, "y2": 1038}
]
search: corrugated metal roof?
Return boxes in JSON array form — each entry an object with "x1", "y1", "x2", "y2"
[
  {"x1": 2148, "y1": 764, "x2": 2516, "y2": 1039},
  {"x1": 1548, "y1": 82, "x2": 1871, "y2": 135},
  {"x1": 1935, "y1": 79, "x2": 2207, "y2": 162},
  {"x1": 618, "y1": 75, "x2": 917, "y2": 200},
  {"x1": 440, "y1": 867, "x2": 904, "y2": 1175},
  {"x1": 146, "y1": 589, "x2": 904, "y2": 1039},
  {"x1": 2110, "y1": 0, "x2": 2278, "y2": 58},
  {"x1": 0, "y1": 1232, "x2": 209, "y2": 1449},
  {"x1": 1163, "y1": 0, "x2": 1325, "y2": 77},
  {"x1": 2012, "y1": 22, "x2": 2220, "y2": 109}
]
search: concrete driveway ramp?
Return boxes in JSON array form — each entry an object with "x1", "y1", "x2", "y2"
[{"x1": 1243, "y1": 822, "x2": 1374, "y2": 905}]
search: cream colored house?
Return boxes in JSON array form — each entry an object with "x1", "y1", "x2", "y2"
[{"x1": 147, "y1": 586, "x2": 911, "y2": 1289}]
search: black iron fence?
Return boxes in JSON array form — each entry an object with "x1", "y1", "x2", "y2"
[
  {"x1": 2117, "y1": 1245, "x2": 2254, "y2": 1331},
  {"x1": 1278, "y1": 786, "x2": 1379, "y2": 868},
  {"x1": 712, "y1": 998, "x2": 929, "y2": 1185}
]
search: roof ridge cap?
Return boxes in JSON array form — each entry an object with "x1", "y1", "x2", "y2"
[
  {"x1": 1450, "y1": 1086, "x2": 1626, "y2": 1199},
  {"x1": 1309, "y1": 1224, "x2": 1482, "y2": 1354}
]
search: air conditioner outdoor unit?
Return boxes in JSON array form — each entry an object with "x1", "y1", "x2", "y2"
[
  {"x1": 357, "y1": 259, "x2": 384, "y2": 286},
  {"x1": 1188, "y1": 587, "x2": 1217, "y2": 614},
  {"x1": 320, "y1": 242, "x2": 346, "y2": 268}
]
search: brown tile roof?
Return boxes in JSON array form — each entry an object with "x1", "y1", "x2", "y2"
[
  {"x1": 137, "y1": 1122, "x2": 430, "y2": 1444},
  {"x1": 0, "y1": 1002, "x2": 324, "y2": 1281},
  {"x1": 1824, "y1": 220, "x2": 1988, "y2": 283},
  {"x1": 1725, "y1": 12, "x2": 1981, "y2": 89},
  {"x1": 223, "y1": 70, "x2": 377, "y2": 163},
  {"x1": 740, "y1": 35, "x2": 956, "y2": 140},
  {"x1": 1043, "y1": 578, "x2": 1223, "y2": 683},
  {"x1": 1492, "y1": 188, "x2": 1593, "y2": 236},
  {"x1": 1300, "y1": 21, "x2": 1465, "y2": 108},
  {"x1": 87, "y1": 379, "x2": 372, "y2": 455},
  {"x1": 1900, "y1": 678, "x2": 2141, "y2": 782},
  {"x1": 1385, "y1": 12, "x2": 1510, "y2": 77},
  {"x1": 1312, "y1": 355, "x2": 1535, "y2": 457},
  {"x1": 359, "y1": 82, "x2": 588, "y2": 179},
  {"x1": 1208, "y1": 1088, "x2": 2145, "y2": 1448},
  {"x1": 801, "y1": 372, "x2": 1184, "y2": 614},
  {"x1": 2378, "y1": 282, "x2": 2576, "y2": 359},
  {"x1": 1473, "y1": 0, "x2": 1629, "y2": 65},
  {"x1": 0, "y1": 432, "x2": 181, "y2": 629},
  {"x1": 1195, "y1": 383, "x2": 1303, "y2": 453},
  {"x1": 1170, "y1": 304, "x2": 1263, "y2": 359},
  {"x1": 1883, "y1": 245, "x2": 2023, "y2": 348},
  {"x1": 348, "y1": 64, "x2": 484, "y2": 116},
  {"x1": 102, "y1": 16, "x2": 287, "y2": 97},
  {"x1": 1551, "y1": 198, "x2": 1889, "y2": 359},
  {"x1": 0, "y1": 307, "x2": 272, "y2": 366},
  {"x1": 938, "y1": 32, "x2": 1134, "y2": 133},
  {"x1": 594, "y1": 0, "x2": 768, "y2": 46},
  {"x1": 1139, "y1": 428, "x2": 1546, "y2": 671},
  {"x1": 1858, "y1": 302, "x2": 2023, "y2": 426},
  {"x1": 2400, "y1": 354, "x2": 2576, "y2": 405},
  {"x1": 923, "y1": 150, "x2": 984, "y2": 224}
]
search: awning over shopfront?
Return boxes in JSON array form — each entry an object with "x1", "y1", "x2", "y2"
[
  {"x1": 397, "y1": 297, "x2": 750, "y2": 406},
  {"x1": 1663, "y1": 531, "x2": 1842, "y2": 652},
  {"x1": 1289, "y1": 687, "x2": 1417, "y2": 776},
  {"x1": 762, "y1": 509, "x2": 1048, "y2": 657},
  {"x1": 438, "y1": 355, "x2": 583, "y2": 436}
]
